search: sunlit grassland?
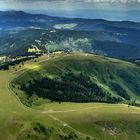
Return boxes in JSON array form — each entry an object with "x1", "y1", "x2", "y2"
[
  {"x1": 0, "y1": 54, "x2": 92, "y2": 140},
  {"x1": 1, "y1": 53, "x2": 140, "y2": 140}
]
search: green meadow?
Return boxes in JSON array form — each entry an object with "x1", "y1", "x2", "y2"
[{"x1": 1, "y1": 53, "x2": 140, "y2": 140}]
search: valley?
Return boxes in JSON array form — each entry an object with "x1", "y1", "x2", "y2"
[{"x1": 1, "y1": 11, "x2": 140, "y2": 59}]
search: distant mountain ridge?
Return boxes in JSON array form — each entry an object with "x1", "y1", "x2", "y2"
[
  {"x1": 1, "y1": 10, "x2": 140, "y2": 59},
  {"x1": 0, "y1": 10, "x2": 28, "y2": 16},
  {"x1": 0, "y1": 10, "x2": 140, "y2": 28}
]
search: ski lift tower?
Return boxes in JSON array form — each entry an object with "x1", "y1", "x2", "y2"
[{"x1": 45, "y1": 42, "x2": 50, "y2": 59}]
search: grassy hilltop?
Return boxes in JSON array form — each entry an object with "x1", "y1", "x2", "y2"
[
  {"x1": 1, "y1": 53, "x2": 140, "y2": 140},
  {"x1": 13, "y1": 53, "x2": 140, "y2": 106}
]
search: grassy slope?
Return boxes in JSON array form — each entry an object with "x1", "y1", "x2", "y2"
[
  {"x1": 1, "y1": 53, "x2": 140, "y2": 140},
  {"x1": 52, "y1": 103, "x2": 140, "y2": 140},
  {"x1": 0, "y1": 55, "x2": 93, "y2": 140},
  {"x1": 14, "y1": 53, "x2": 140, "y2": 101}
]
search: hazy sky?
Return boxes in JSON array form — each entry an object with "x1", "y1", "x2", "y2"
[{"x1": 0, "y1": 0, "x2": 140, "y2": 12}]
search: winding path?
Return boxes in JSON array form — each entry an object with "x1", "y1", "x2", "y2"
[{"x1": 7, "y1": 55, "x2": 96, "y2": 139}]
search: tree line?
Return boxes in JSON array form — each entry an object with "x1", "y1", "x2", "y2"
[{"x1": 21, "y1": 72, "x2": 122, "y2": 103}]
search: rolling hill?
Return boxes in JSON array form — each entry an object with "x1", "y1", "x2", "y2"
[
  {"x1": 0, "y1": 53, "x2": 140, "y2": 140},
  {"x1": 11, "y1": 53, "x2": 140, "y2": 107}
]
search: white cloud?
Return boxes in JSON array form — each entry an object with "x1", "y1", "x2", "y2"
[{"x1": 0, "y1": 0, "x2": 140, "y2": 11}]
